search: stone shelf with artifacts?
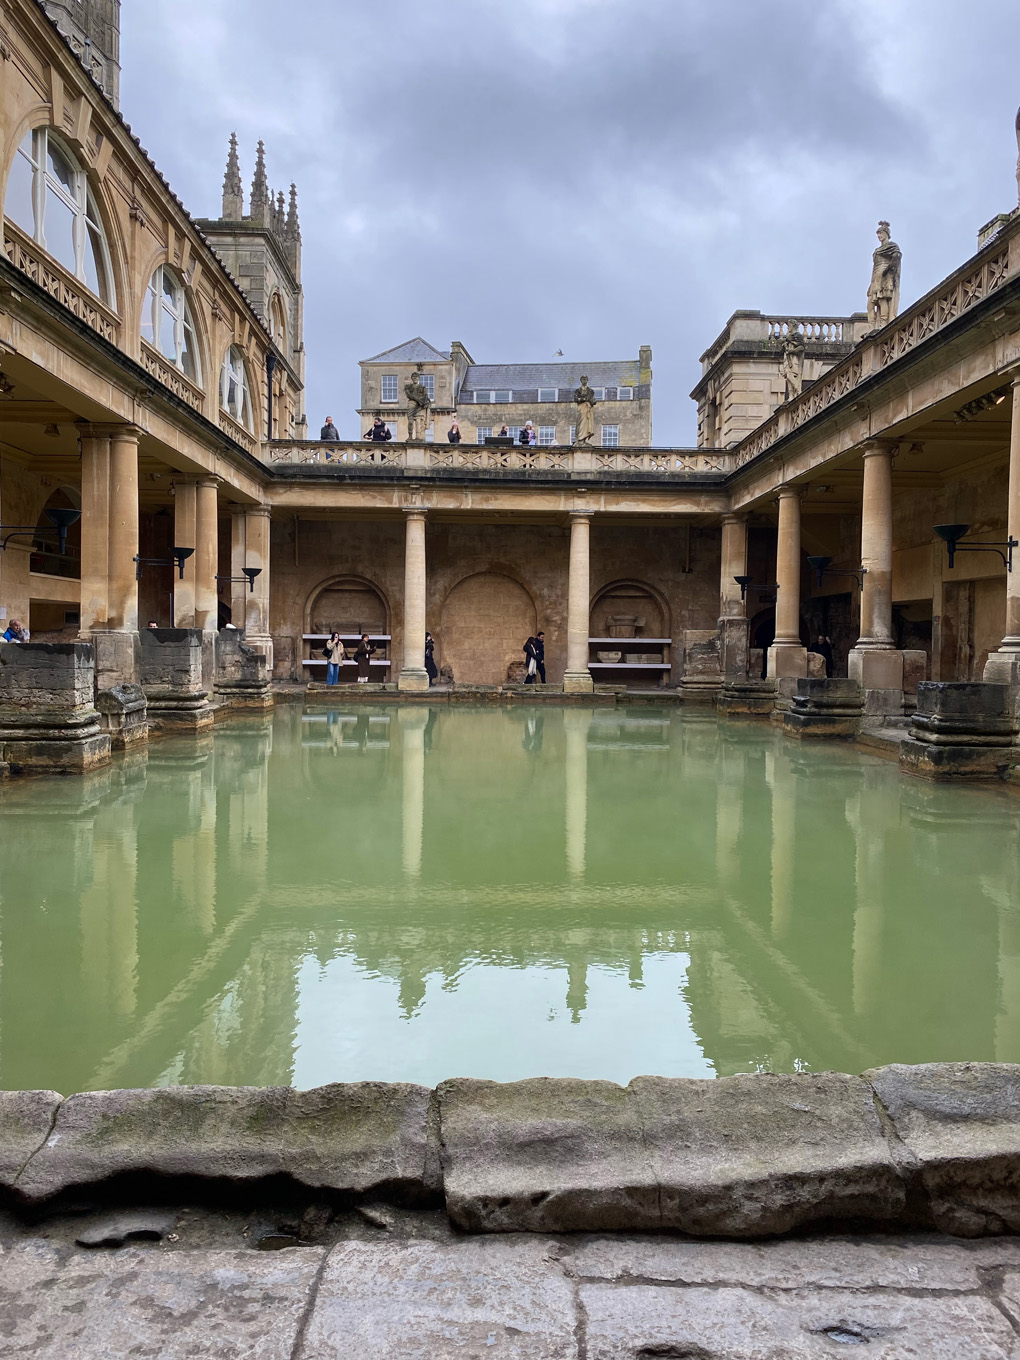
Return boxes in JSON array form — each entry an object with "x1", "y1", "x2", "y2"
[
  {"x1": 301, "y1": 632, "x2": 392, "y2": 677},
  {"x1": 587, "y1": 636, "x2": 672, "y2": 687}
]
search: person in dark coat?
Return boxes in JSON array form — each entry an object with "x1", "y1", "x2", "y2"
[
  {"x1": 809, "y1": 634, "x2": 835, "y2": 677},
  {"x1": 320, "y1": 416, "x2": 340, "y2": 441},
  {"x1": 354, "y1": 633, "x2": 375, "y2": 682},
  {"x1": 523, "y1": 635, "x2": 539, "y2": 683},
  {"x1": 366, "y1": 417, "x2": 392, "y2": 442},
  {"x1": 533, "y1": 630, "x2": 546, "y2": 683},
  {"x1": 424, "y1": 631, "x2": 438, "y2": 685},
  {"x1": 447, "y1": 422, "x2": 461, "y2": 444}
]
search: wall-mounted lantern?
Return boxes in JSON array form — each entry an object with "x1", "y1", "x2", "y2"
[
  {"x1": 934, "y1": 524, "x2": 1016, "y2": 572},
  {"x1": 806, "y1": 556, "x2": 867, "y2": 590}
]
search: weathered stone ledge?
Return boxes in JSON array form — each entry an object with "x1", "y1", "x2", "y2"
[{"x1": 3, "y1": 1063, "x2": 1019, "y2": 1239}]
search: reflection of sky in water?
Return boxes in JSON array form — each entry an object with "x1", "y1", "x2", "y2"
[{"x1": 294, "y1": 952, "x2": 714, "y2": 1088}]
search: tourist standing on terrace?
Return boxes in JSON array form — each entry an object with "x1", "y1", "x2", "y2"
[
  {"x1": 425, "y1": 632, "x2": 438, "y2": 685},
  {"x1": 320, "y1": 416, "x2": 340, "y2": 441},
  {"x1": 447, "y1": 421, "x2": 461, "y2": 443},
  {"x1": 533, "y1": 631, "x2": 546, "y2": 683},
  {"x1": 366, "y1": 417, "x2": 392, "y2": 442},
  {"x1": 523, "y1": 635, "x2": 539, "y2": 683},
  {"x1": 324, "y1": 632, "x2": 345, "y2": 685},
  {"x1": 354, "y1": 634, "x2": 375, "y2": 682}
]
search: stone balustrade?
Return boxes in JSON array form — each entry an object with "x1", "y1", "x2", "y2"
[{"x1": 267, "y1": 441, "x2": 737, "y2": 477}]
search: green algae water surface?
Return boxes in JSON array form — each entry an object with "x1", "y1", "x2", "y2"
[{"x1": 2, "y1": 704, "x2": 1018, "y2": 1093}]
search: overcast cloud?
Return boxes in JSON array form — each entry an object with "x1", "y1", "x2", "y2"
[{"x1": 120, "y1": 1, "x2": 1019, "y2": 445}]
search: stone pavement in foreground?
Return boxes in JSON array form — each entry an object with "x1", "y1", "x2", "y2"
[{"x1": 3, "y1": 1227, "x2": 1020, "y2": 1357}]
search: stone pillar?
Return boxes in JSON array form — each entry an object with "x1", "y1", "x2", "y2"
[
  {"x1": 0, "y1": 642, "x2": 110, "y2": 773},
  {"x1": 230, "y1": 508, "x2": 248, "y2": 629},
  {"x1": 718, "y1": 512, "x2": 749, "y2": 679},
  {"x1": 194, "y1": 477, "x2": 220, "y2": 634},
  {"x1": 173, "y1": 479, "x2": 197, "y2": 627},
  {"x1": 848, "y1": 441, "x2": 903, "y2": 706},
  {"x1": 564, "y1": 708, "x2": 590, "y2": 878},
  {"x1": 243, "y1": 506, "x2": 273, "y2": 674},
  {"x1": 399, "y1": 509, "x2": 429, "y2": 691},
  {"x1": 400, "y1": 708, "x2": 428, "y2": 877},
  {"x1": 899, "y1": 681, "x2": 1018, "y2": 780},
  {"x1": 563, "y1": 511, "x2": 594, "y2": 693},
  {"x1": 984, "y1": 376, "x2": 1020, "y2": 687},
  {"x1": 767, "y1": 487, "x2": 807, "y2": 681},
  {"x1": 78, "y1": 425, "x2": 111, "y2": 636}
]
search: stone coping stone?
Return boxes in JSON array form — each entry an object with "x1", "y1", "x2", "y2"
[
  {"x1": 866, "y1": 1062, "x2": 1020, "y2": 1236},
  {"x1": 438, "y1": 1074, "x2": 905, "y2": 1236},
  {"x1": 0, "y1": 1091, "x2": 62, "y2": 1191},
  {"x1": 12, "y1": 1083, "x2": 437, "y2": 1204}
]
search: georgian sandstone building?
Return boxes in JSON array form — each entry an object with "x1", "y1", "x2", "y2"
[{"x1": 2, "y1": 0, "x2": 1020, "y2": 774}]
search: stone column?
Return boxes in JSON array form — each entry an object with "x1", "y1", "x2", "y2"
[
  {"x1": 399, "y1": 509, "x2": 429, "y2": 691},
  {"x1": 849, "y1": 440, "x2": 903, "y2": 702},
  {"x1": 78, "y1": 425, "x2": 111, "y2": 636},
  {"x1": 984, "y1": 376, "x2": 1020, "y2": 686},
  {"x1": 767, "y1": 486, "x2": 807, "y2": 680},
  {"x1": 229, "y1": 508, "x2": 248, "y2": 629},
  {"x1": 563, "y1": 511, "x2": 594, "y2": 693},
  {"x1": 173, "y1": 479, "x2": 197, "y2": 627},
  {"x1": 194, "y1": 477, "x2": 220, "y2": 634},
  {"x1": 718, "y1": 512, "x2": 749, "y2": 678},
  {"x1": 243, "y1": 505, "x2": 273, "y2": 674}
]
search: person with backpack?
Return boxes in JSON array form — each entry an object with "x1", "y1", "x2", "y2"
[{"x1": 323, "y1": 631, "x2": 345, "y2": 684}]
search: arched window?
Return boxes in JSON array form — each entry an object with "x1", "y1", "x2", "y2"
[
  {"x1": 142, "y1": 265, "x2": 200, "y2": 380},
  {"x1": 4, "y1": 128, "x2": 114, "y2": 304},
  {"x1": 220, "y1": 345, "x2": 254, "y2": 431},
  {"x1": 269, "y1": 293, "x2": 286, "y2": 349}
]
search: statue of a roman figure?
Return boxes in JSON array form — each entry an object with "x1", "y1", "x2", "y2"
[
  {"x1": 779, "y1": 322, "x2": 805, "y2": 400},
  {"x1": 573, "y1": 375, "x2": 597, "y2": 445},
  {"x1": 405, "y1": 371, "x2": 431, "y2": 441},
  {"x1": 867, "y1": 221, "x2": 902, "y2": 330}
]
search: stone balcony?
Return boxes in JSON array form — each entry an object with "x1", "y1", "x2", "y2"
[{"x1": 266, "y1": 440, "x2": 737, "y2": 482}]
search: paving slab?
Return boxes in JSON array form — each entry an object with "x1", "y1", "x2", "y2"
[
  {"x1": 0, "y1": 1241, "x2": 325, "y2": 1358},
  {"x1": 299, "y1": 1237, "x2": 577, "y2": 1357},
  {"x1": 580, "y1": 1281, "x2": 1019, "y2": 1359},
  {"x1": 567, "y1": 1231, "x2": 1020, "y2": 1291}
]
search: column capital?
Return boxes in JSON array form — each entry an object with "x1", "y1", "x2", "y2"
[
  {"x1": 721, "y1": 510, "x2": 748, "y2": 526},
  {"x1": 197, "y1": 474, "x2": 223, "y2": 490},
  {"x1": 568, "y1": 509, "x2": 595, "y2": 522},
  {"x1": 858, "y1": 438, "x2": 897, "y2": 459},
  {"x1": 776, "y1": 483, "x2": 802, "y2": 501},
  {"x1": 75, "y1": 421, "x2": 142, "y2": 441},
  {"x1": 246, "y1": 504, "x2": 272, "y2": 520},
  {"x1": 402, "y1": 506, "x2": 428, "y2": 520}
]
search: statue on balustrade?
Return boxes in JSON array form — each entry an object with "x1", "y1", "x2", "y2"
[
  {"x1": 866, "y1": 221, "x2": 902, "y2": 330},
  {"x1": 779, "y1": 322, "x2": 805, "y2": 400},
  {"x1": 405, "y1": 371, "x2": 431, "y2": 442},
  {"x1": 573, "y1": 375, "x2": 597, "y2": 445}
]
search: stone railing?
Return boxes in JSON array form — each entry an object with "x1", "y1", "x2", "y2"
[
  {"x1": 268, "y1": 441, "x2": 737, "y2": 477},
  {"x1": 140, "y1": 340, "x2": 206, "y2": 414},
  {"x1": 763, "y1": 316, "x2": 854, "y2": 343},
  {"x1": 3, "y1": 223, "x2": 119, "y2": 345},
  {"x1": 734, "y1": 222, "x2": 1019, "y2": 471},
  {"x1": 218, "y1": 409, "x2": 257, "y2": 457}
]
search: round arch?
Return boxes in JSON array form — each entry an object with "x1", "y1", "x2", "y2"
[
  {"x1": 589, "y1": 578, "x2": 671, "y2": 640},
  {"x1": 137, "y1": 257, "x2": 207, "y2": 387},
  {"x1": 439, "y1": 570, "x2": 538, "y2": 685},
  {"x1": 304, "y1": 574, "x2": 390, "y2": 635},
  {"x1": 218, "y1": 341, "x2": 259, "y2": 436}
]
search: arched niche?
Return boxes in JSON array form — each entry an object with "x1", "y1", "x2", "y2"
[
  {"x1": 32, "y1": 485, "x2": 82, "y2": 579},
  {"x1": 440, "y1": 571, "x2": 536, "y2": 685},
  {"x1": 589, "y1": 579, "x2": 670, "y2": 640},
  {"x1": 306, "y1": 575, "x2": 389, "y2": 635}
]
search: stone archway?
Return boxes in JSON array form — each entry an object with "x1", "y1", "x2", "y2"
[
  {"x1": 440, "y1": 572, "x2": 537, "y2": 685},
  {"x1": 306, "y1": 576, "x2": 388, "y2": 635}
]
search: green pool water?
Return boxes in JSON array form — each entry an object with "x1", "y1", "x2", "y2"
[{"x1": 1, "y1": 704, "x2": 1018, "y2": 1093}]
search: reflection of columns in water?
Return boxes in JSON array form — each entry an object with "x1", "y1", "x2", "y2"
[
  {"x1": 768, "y1": 744, "x2": 795, "y2": 939},
  {"x1": 847, "y1": 776, "x2": 885, "y2": 1018},
  {"x1": 715, "y1": 733, "x2": 746, "y2": 890},
  {"x1": 171, "y1": 751, "x2": 217, "y2": 935},
  {"x1": 566, "y1": 957, "x2": 588, "y2": 1022},
  {"x1": 400, "y1": 708, "x2": 429, "y2": 878},
  {"x1": 563, "y1": 709, "x2": 591, "y2": 879},
  {"x1": 79, "y1": 798, "x2": 139, "y2": 1021}
]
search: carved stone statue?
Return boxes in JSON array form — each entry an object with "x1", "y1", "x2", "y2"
[
  {"x1": 867, "y1": 221, "x2": 902, "y2": 330},
  {"x1": 405, "y1": 371, "x2": 431, "y2": 442},
  {"x1": 779, "y1": 322, "x2": 805, "y2": 400},
  {"x1": 573, "y1": 375, "x2": 597, "y2": 445}
]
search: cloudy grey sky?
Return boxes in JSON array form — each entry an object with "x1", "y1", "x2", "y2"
[{"x1": 120, "y1": 1, "x2": 1019, "y2": 445}]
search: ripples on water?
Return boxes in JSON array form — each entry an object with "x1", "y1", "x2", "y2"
[{"x1": 1, "y1": 704, "x2": 1018, "y2": 1091}]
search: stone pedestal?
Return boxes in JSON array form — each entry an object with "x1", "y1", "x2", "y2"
[
  {"x1": 767, "y1": 644, "x2": 808, "y2": 682},
  {"x1": 140, "y1": 629, "x2": 214, "y2": 731},
  {"x1": 0, "y1": 643, "x2": 111, "y2": 773},
  {"x1": 96, "y1": 683, "x2": 148, "y2": 749},
  {"x1": 784, "y1": 678, "x2": 864, "y2": 740},
  {"x1": 899, "y1": 682, "x2": 1018, "y2": 780},
  {"x1": 214, "y1": 631, "x2": 273, "y2": 709},
  {"x1": 716, "y1": 679, "x2": 776, "y2": 717},
  {"x1": 681, "y1": 629, "x2": 722, "y2": 699},
  {"x1": 91, "y1": 630, "x2": 141, "y2": 692},
  {"x1": 848, "y1": 646, "x2": 904, "y2": 716},
  {"x1": 718, "y1": 616, "x2": 749, "y2": 680}
]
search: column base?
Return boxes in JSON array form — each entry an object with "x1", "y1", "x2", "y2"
[
  {"x1": 784, "y1": 678, "x2": 864, "y2": 740},
  {"x1": 97, "y1": 683, "x2": 148, "y2": 749},
  {"x1": 848, "y1": 646, "x2": 904, "y2": 693},
  {"x1": 716, "y1": 679, "x2": 775, "y2": 717},
  {"x1": 562, "y1": 670, "x2": 594, "y2": 694},
  {"x1": 983, "y1": 650, "x2": 1020, "y2": 687},
  {"x1": 92, "y1": 630, "x2": 141, "y2": 690},
  {"x1": 767, "y1": 644, "x2": 807, "y2": 681},
  {"x1": 899, "y1": 681, "x2": 1018, "y2": 781},
  {"x1": 397, "y1": 667, "x2": 431, "y2": 692},
  {"x1": 1, "y1": 731, "x2": 111, "y2": 774}
]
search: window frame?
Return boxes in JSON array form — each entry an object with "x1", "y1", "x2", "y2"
[
  {"x1": 617, "y1": 386, "x2": 633, "y2": 401},
  {"x1": 220, "y1": 344, "x2": 255, "y2": 432},
  {"x1": 537, "y1": 425, "x2": 556, "y2": 446},
  {"x1": 141, "y1": 263, "x2": 201, "y2": 382},
  {"x1": 420, "y1": 373, "x2": 435, "y2": 401},
  {"x1": 6, "y1": 127, "x2": 115, "y2": 305},
  {"x1": 476, "y1": 426, "x2": 493, "y2": 444},
  {"x1": 601, "y1": 424, "x2": 620, "y2": 448},
  {"x1": 380, "y1": 374, "x2": 399, "y2": 403},
  {"x1": 538, "y1": 388, "x2": 558, "y2": 403}
]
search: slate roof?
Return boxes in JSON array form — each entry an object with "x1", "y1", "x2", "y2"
[
  {"x1": 361, "y1": 337, "x2": 450, "y2": 364},
  {"x1": 460, "y1": 360, "x2": 643, "y2": 393}
]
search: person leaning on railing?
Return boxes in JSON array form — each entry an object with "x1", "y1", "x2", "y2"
[{"x1": 365, "y1": 417, "x2": 393, "y2": 442}]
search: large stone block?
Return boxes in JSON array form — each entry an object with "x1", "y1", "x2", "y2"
[
  {"x1": 681, "y1": 628, "x2": 722, "y2": 695},
  {"x1": 214, "y1": 629, "x2": 273, "y2": 709},
  {"x1": 140, "y1": 627, "x2": 213, "y2": 730},
  {"x1": 14, "y1": 1083, "x2": 437, "y2": 1203},
  {"x1": 0, "y1": 1090, "x2": 63, "y2": 1193},
  {"x1": 96, "y1": 682, "x2": 148, "y2": 748},
  {"x1": 0, "y1": 643, "x2": 111, "y2": 772},
  {"x1": 784, "y1": 677, "x2": 864, "y2": 739},
  {"x1": 899, "y1": 682, "x2": 1018, "y2": 780},
  {"x1": 716, "y1": 677, "x2": 775, "y2": 717},
  {"x1": 866, "y1": 1062, "x2": 1020, "y2": 1236}
]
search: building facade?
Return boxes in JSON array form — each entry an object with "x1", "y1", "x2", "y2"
[
  {"x1": 359, "y1": 339, "x2": 653, "y2": 447},
  {"x1": 1, "y1": 0, "x2": 1020, "y2": 775}
]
